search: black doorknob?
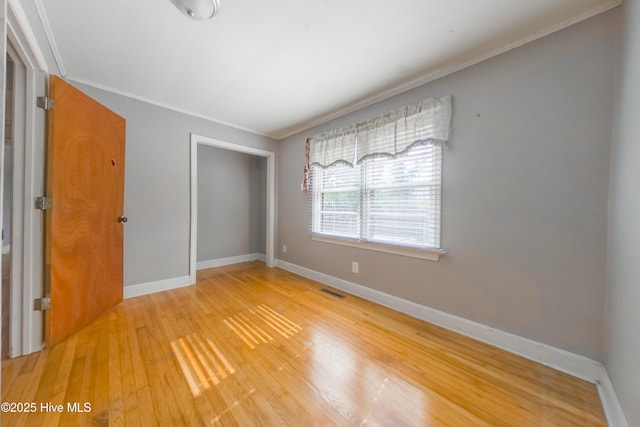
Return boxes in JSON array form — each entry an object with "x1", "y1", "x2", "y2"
[{"x1": 118, "y1": 216, "x2": 128, "y2": 223}]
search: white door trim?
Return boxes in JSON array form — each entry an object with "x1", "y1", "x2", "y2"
[
  {"x1": 189, "y1": 134, "x2": 276, "y2": 284},
  {"x1": 6, "y1": 44, "x2": 27, "y2": 358},
  {"x1": 7, "y1": 0, "x2": 48, "y2": 72},
  {"x1": 5, "y1": 0, "x2": 48, "y2": 356}
]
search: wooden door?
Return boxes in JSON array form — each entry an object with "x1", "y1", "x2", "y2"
[{"x1": 45, "y1": 76, "x2": 126, "y2": 346}]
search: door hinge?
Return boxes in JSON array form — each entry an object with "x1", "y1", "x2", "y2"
[
  {"x1": 34, "y1": 296, "x2": 51, "y2": 311},
  {"x1": 36, "y1": 96, "x2": 54, "y2": 110},
  {"x1": 35, "y1": 196, "x2": 52, "y2": 210}
]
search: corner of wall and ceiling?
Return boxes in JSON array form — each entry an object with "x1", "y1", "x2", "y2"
[
  {"x1": 272, "y1": 0, "x2": 623, "y2": 140},
  {"x1": 23, "y1": 0, "x2": 624, "y2": 141},
  {"x1": 64, "y1": 75, "x2": 275, "y2": 139},
  {"x1": 32, "y1": 0, "x2": 63, "y2": 75}
]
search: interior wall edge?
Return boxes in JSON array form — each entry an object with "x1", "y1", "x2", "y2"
[
  {"x1": 123, "y1": 275, "x2": 191, "y2": 299},
  {"x1": 597, "y1": 370, "x2": 630, "y2": 427},
  {"x1": 196, "y1": 253, "x2": 264, "y2": 271}
]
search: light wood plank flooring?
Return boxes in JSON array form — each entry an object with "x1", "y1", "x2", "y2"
[{"x1": 2, "y1": 262, "x2": 607, "y2": 426}]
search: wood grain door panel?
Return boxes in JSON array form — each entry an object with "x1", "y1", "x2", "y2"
[{"x1": 45, "y1": 76, "x2": 126, "y2": 346}]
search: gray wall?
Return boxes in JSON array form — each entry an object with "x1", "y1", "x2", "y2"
[
  {"x1": 197, "y1": 145, "x2": 266, "y2": 261},
  {"x1": 278, "y1": 10, "x2": 618, "y2": 360},
  {"x1": 11, "y1": 1, "x2": 635, "y2": 420},
  {"x1": 605, "y1": 0, "x2": 640, "y2": 425},
  {"x1": 71, "y1": 82, "x2": 277, "y2": 287},
  {"x1": 255, "y1": 156, "x2": 267, "y2": 254}
]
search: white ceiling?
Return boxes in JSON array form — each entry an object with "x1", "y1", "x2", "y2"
[{"x1": 36, "y1": 0, "x2": 619, "y2": 139}]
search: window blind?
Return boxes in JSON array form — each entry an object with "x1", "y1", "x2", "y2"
[
  {"x1": 311, "y1": 144, "x2": 442, "y2": 249},
  {"x1": 305, "y1": 95, "x2": 451, "y2": 251}
]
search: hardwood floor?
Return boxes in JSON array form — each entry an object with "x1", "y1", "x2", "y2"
[{"x1": 2, "y1": 262, "x2": 607, "y2": 426}]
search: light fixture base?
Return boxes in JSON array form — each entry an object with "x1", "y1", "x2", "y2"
[{"x1": 170, "y1": 0, "x2": 220, "y2": 20}]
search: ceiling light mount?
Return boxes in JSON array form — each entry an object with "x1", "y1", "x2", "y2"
[{"x1": 170, "y1": 0, "x2": 220, "y2": 20}]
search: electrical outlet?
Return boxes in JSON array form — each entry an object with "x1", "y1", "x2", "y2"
[
  {"x1": 282, "y1": 245, "x2": 287, "y2": 253},
  {"x1": 352, "y1": 261, "x2": 359, "y2": 273}
]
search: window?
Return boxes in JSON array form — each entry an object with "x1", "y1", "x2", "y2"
[
  {"x1": 311, "y1": 143, "x2": 442, "y2": 250},
  {"x1": 303, "y1": 95, "x2": 451, "y2": 260}
]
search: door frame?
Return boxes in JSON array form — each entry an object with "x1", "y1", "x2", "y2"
[
  {"x1": 4, "y1": 0, "x2": 49, "y2": 356},
  {"x1": 5, "y1": 42, "x2": 27, "y2": 358},
  {"x1": 189, "y1": 133, "x2": 276, "y2": 283}
]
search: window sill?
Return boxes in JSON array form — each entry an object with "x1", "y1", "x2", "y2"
[{"x1": 310, "y1": 233, "x2": 446, "y2": 262}]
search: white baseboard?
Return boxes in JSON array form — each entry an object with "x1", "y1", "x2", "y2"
[
  {"x1": 125, "y1": 254, "x2": 267, "y2": 299},
  {"x1": 196, "y1": 253, "x2": 264, "y2": 270},
  {"x1": 596, "y1": 369, "x2": 630, "y2": 427},
  {"x1": 275, "y1": 259, "x2": 628, "y2": 427},
  {"x1": 124, "y1": 275, "x2": 192, "y2": 299}
]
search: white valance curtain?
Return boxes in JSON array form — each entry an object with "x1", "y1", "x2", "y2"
[
  {"x1": 312, "y1": 95, "x2": 452, "y2": 167},
  {"x1": 301, "y1": 95, "x2": 452, "y2": 191}
]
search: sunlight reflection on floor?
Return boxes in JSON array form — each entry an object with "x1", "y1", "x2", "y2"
[
  {"x1": 225, "y1": 304, "x2": 302, "y2": 349},
  {"x1": 309, "y1": 327, "x2": 428, "y2": 426},
  {"x1": 171, "y1": 334, "x2": 236, "y2": 397}
]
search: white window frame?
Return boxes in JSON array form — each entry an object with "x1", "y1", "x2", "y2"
[{"x1": 310, "y1": 145, "x2": 446, "y2": 262}]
